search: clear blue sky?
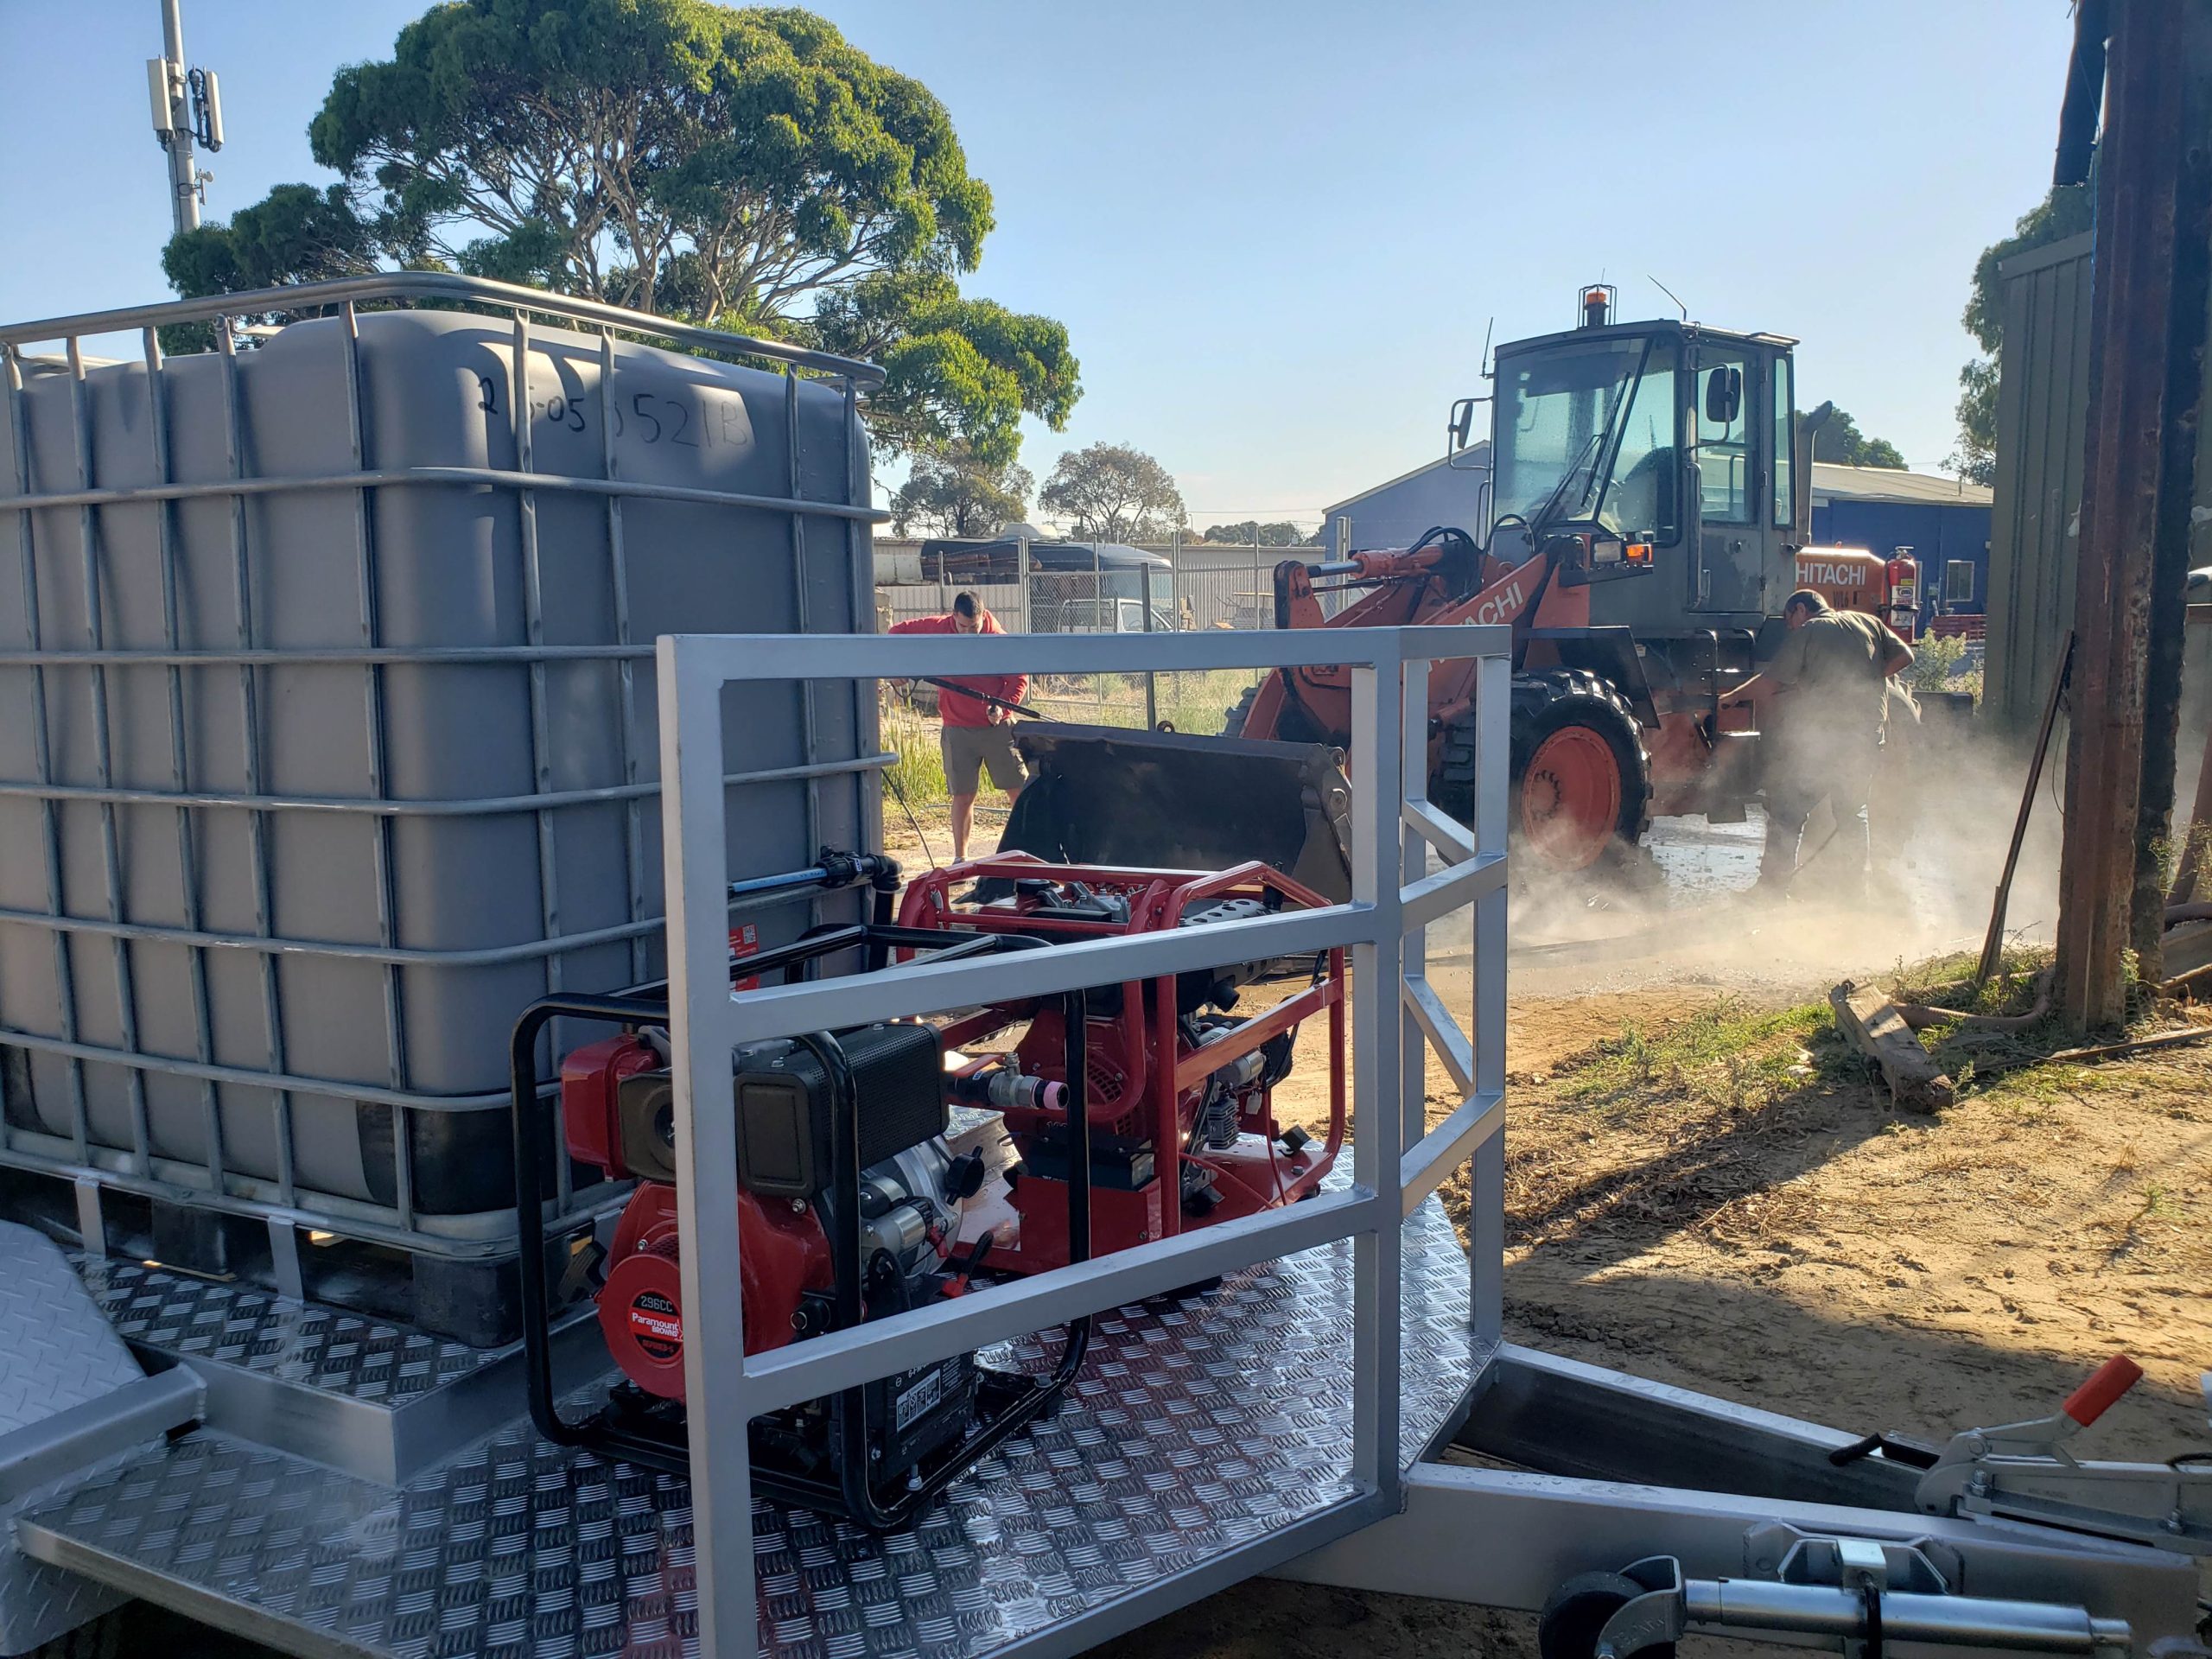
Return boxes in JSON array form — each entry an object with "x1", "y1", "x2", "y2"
[{"x1": 1, "y1": 1, "x2": 2074, "y2": 527}]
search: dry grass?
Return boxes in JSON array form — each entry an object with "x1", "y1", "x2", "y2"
[
  {"x1": 882, "y1": 703, "x2": 950, "y2": 805},
  {"x1": 1022, "y1": 667, "x2": 1264, "y2": 735},
  {"x1": 1434, "y1": 993, "x2": 1856, "y2": 1255},
  {"x1": 1423, "y1": 939, "x2": 2209, "y2": 1307}
]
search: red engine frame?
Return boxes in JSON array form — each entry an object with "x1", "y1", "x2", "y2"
[{"x1": 897, "y1": 854, "x2": 1347, "y2": 1273}]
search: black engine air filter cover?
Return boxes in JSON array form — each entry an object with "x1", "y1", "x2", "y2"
[
  {"x1": 612, "y1": 1022, "x2": 944, "y2": 1191},
  {"x1": 732, "y1": 1021, "x2": 945, "y2": 1199}
]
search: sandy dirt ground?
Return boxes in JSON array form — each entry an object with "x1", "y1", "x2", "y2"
[
  {"x1": 1461, "y1": 974, "x2": 2210, "y2": 1459},
  {"x1": 879, "y1": 790, "x2": 1012, "y2": 873}
]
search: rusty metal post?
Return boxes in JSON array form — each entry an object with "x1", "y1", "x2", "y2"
[
  {"x1": 1979, "y1": 635, "x2": 2074, "y2": 988},
  {"x1": 2133, "y1": 16, "x2": 2212, "y2": 975},
  {"x1": 2055, "y1": 0, "x2": 2211, "y2": 1030}
]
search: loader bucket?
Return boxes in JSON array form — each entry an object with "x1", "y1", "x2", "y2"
[{"x1": 994, "y1": 722, "x2": 1354, "y2": 903}]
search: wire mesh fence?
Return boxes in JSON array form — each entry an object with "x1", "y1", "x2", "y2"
[
  {"x1": 876, "y1": 540, "x2": 1346, "y2": 634},
  {"x1": 881, "y1": 661, "x2": 1264, "y2": 747},
  {"x1": 875, "y1": 541, "x2": 1353, "y2": 758}
]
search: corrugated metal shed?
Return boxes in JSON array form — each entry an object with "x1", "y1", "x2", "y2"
[
  {"x1": 1984, "y1": 232, "x2": 2095, "y2": 728},
  {"x1": 1810, "y1": 464, "x2": 1992, "y2": 507},
  {"x1": 1317, "y1": 444, "x2": 1491, "y2": 550}
]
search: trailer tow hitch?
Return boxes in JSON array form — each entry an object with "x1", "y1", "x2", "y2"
[
  {"x1": 1544, "y1": 1359, "x2": 2212, "y2": 1659},
  {"x1": 1910, "y1": 1357, "x2": 2212, "y2": 1556},
  {"x1": 1542, "y1": 1528, "x2": 2138, "y2": 1659}
]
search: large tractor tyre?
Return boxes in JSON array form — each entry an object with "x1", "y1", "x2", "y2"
[
  {"x1": 1510, "y1": 671, "x2": 1652, "y2": 874},
  {"x1": 1220, "y1": 677, "x2": 1330, "y2": 743},
  {"x1": 1437, "y1": 670, "x2": 1650, "y2": 875}
]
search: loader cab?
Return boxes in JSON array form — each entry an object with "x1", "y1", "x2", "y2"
[{"x1": 1485, "y1": 315, "x2": 1799, "y2": 632}]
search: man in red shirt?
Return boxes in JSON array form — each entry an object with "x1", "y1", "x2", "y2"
[{"x1": 889, "y1": 592, "x2": 1028, "y2": 859}]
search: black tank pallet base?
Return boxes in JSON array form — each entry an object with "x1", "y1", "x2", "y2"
[{"x1": 0, "y1": 1163, "x2": 590, "y2": 1350}]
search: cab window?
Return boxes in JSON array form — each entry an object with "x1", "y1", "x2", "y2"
[
  {"x1": 1599, "y1": 359, "x2": 1678, "y2": 542},
  {"x1": 1495, "y1": 334, "x2": 1681, "y2": 544},
  {"x1": 1697, "y1": 349, "x2": 1752, "y2": 524},
  {"x1": 1771, "y1": 354, "x2": 1795, "y2": 529}
]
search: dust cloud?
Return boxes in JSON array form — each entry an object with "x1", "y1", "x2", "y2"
[{"x1": 1433, "y1": 709, "x2": 2067, "y2": 996}]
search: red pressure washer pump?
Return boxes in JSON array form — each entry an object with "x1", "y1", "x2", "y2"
[
  {"x1": 563, "y1": 1020, "x2": 954, "y2": 1398},
  {"x1": 511, "y1": 851, "x2": 1096, "y2": 1530},
  {"x1": 511, "y1": 849, "x2": 1344, "y2": 1527},
  {"x1": 898, "y1": 853, "x2": 1346, "y2": 1273}
]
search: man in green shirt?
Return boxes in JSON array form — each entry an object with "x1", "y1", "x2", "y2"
[{"x1": 1758, "y1": 588, "x2": 1916, "y2": 895}]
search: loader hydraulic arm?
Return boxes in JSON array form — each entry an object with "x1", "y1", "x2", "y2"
[
  {"x1": 1316, "y1": 548, "x2": 1447, "y2": 583},
  {"x1": 1274, "y1": 555, "x2": 1436, "y2": 630},
  {"x1": 1272, "y1": 528, "x2": 1490, "y2": 630}
]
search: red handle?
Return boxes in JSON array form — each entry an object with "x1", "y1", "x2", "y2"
[{"x1": 2063, "y1": 1354, "x2": 2144, "y2": 1426}]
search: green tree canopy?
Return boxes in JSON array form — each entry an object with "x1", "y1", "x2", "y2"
[
  {"x1": 1039, "y1": 442, "x2": 1186, "y2": 541},
  {"x1": 889, "y1": 443, "x2": 1032, "y2": 539},
  {"x1": 160, "y1": 183, "x2": 382, "y2": 295},
  {"x1": 1810, "y1": 409, "x2": 1908, "y2": 471},
  {"x1": 1949, "y1": 182, "x2": 2094, "y2": 483},
  {"x1": 162, "y1": 0, "x2": 1077, "y2": 465},
  {"x1": 814, "y1": 271, "x2": 1076, "y2": 463},
  {"x1": 1201, "y1": 520, "x2": 1309, "y2": 545}
]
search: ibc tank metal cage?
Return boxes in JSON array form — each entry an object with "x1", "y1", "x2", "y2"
[{"x1": 0, "y1": 275, "x2": 890, "y2": 1335}]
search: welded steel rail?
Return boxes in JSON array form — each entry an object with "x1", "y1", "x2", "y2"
[
  {"x1": 0, "y1": 270, "x2": 889, "y2": 379},
  {"x1": 654, "y1": 622, "x2": 1510, "y2": 1655},
  {"x1": 0, "y1": 276, "x2": 892, "y2": 1268}
]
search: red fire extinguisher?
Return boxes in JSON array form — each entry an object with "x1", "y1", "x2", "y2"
[{"x1": 1885, "y1": 550, "x2": 1919, "y2": 639}]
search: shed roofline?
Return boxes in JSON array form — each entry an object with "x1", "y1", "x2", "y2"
[
  {"x1": 1995, "y1": 231, "x2": 2095, "y2": 283},
  {"x1": 1319, "y1": 443, "x2": 1488, "y2": 519}
]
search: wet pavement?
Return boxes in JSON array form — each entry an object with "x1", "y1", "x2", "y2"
[{"x1": 1643, "y1": 811, "x2": 1765, "y2": 899}]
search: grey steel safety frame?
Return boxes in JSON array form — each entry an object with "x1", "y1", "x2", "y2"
[
  {"x1": 652, "y1": 620, "x2": 1511, "y2": 1654},
  {"x1": 0, "y1": 274, "x2": 892, "y2": 1273}
]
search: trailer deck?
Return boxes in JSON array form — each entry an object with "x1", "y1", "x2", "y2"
[{"x1": 18, "y1": 1198, "x2": 1484, "y2": 1659}]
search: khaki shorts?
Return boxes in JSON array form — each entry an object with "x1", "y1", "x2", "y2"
[{"x1": 941, "y1": 721, "x2": 1027, "y2": 795}]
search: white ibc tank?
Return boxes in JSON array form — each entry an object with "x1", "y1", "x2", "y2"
[{"x1": 0, "y1": 283, "x2": 881, "y2": 1235}]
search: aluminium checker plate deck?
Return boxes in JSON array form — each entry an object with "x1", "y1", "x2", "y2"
[
  {"x1": 0, "y1": 1226, "x2": 151, "y2": 1649},
  {"x1": 16, "y1": 1197, "x2": 1487, "y2": 1659},
  {"x1": 74, "y1": 1256, "x2": 497, "y2": 1401}
]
